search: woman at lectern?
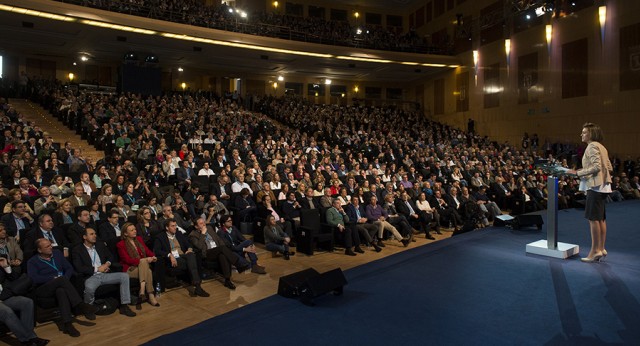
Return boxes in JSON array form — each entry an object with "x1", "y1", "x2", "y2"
[{"x1": 567, "y1": 123, "x2": 613, "y2": 263}]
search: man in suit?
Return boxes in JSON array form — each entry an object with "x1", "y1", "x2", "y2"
[
  {"x1": 66, "y1": 208, "x2": 93, "y2": 249},
  {"x1": 217, "y1": 215, "x2": 266, "y2": 274},
  {"x1": 431, "y1": 189, "x2": 463, "y2": 230},
  {"x1": 1, "y1": 200, "x2": 34, "y2": 238},
  {"x1": 176, "y1": 159, "x2": 196, "y2": 192},
  {"x1": 182, "y1": 185, "x2": 204, "y2": 220},
  {"x1": 23, "y1": 214, "x2": 69, "y2": 261},
  {"x1": 318, "y1": 187, "x2": 333, "y2": 209},
  {"x1": 381, "y1": 194, "x2": 415, "y2": 239},
  {"x1": 188, "y1": 218, "x2": 249, "y2": 290},
  {"x1": 211, "y1": 175, "x2": 232, "y2": 208},
  {"x1": 299, "y1": 187, "x2": 318, "y2": 210},
  {"x1": 71, "y1": 228, "x2": 136, "y2": 317},
  {"x1": 345, "y1": 196, "x2": 382, "y2": 252},
  {"x1": 326, "y1": 199, "x2": 363, "y2": 256},
  {"x1": 153, "y1": 219, "x2": 209, "y2": 297},
  {"x1": 68, "y1": 184, "x2": 90, "y2": 210},
  {"x1": 364, "y1": 184, "x2": 382, "y2": 206},
  {"x1": 98, "y1": 209, "x2": 123, "y2": 250},
  {"x1": 396, "y1": 192, "x2": 434, "y2": 239},
  {"x1": 490, "y1": 176, "x2": 513, "y2": 210}
]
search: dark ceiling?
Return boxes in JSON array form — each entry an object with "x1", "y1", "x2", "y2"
[{"x1": 0, "y1": 0, "x2": 460, "y2": 83}]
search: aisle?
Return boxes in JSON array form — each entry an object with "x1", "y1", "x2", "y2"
[{"x1": 10, "y1": 99, "x2": 104, "y2": 163}]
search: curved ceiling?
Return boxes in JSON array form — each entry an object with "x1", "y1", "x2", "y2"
[{"x1": 0, "y1": 0, "x2": 461, "y2": 83}]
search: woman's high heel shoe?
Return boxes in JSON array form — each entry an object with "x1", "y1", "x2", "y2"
[
  {"x1": 148, "y1": 293, "x2": 160, "y2": 307},
  {"x1": 580, "y1": 252, "x2": 603, "y2": 263}
]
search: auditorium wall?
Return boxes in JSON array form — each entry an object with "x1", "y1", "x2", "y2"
[{"x1": 418, "y1": 0, "x2": 640, "y2": 158}]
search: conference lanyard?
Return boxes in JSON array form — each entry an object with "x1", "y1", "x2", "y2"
[{"x1": 39, "y1": 256, "x2": 62, "y2": 276}]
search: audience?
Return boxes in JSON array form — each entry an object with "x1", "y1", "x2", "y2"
[{"x1": 0, "y1": 77, "x2": 635, "y2": 343}]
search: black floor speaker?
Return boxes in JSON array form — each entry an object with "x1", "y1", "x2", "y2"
[
  {"x1": 278, "y1": 268, "x2": 320, "y2": 298},
  {"x1": 278, "y1": 268, "x2": 347, "y2": 305},
  {"x1": 513, "y1": 214, "x2": 544, "y2": 230}
]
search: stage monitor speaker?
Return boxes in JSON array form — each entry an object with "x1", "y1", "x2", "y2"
[
  {"x1": 303, "y1": 268, "x2": 347, "y2": 297},
  {"x1": 278, "y1": 268, "x2": 320, "y2": 298},
  {"x1": 513, "y1": 214, "x2": 544, "y2": 230}
]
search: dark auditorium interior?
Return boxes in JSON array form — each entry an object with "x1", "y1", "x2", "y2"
[{"x1": 0, "y1": 0, "x2": 639, "y2": 344}]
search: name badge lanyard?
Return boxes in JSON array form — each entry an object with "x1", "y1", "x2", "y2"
[{"x1": 39, "y1": 257, "x2": 63, "y2": 276}]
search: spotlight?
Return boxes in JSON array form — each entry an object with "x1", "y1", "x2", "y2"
[
  {"x1": 325, "y1": 79, "x2": 332, "y2": 85},
  {"x1": 178, "y1": 67, "x2": 184, "y2": 72},
  {"x1": 145, "y1": 55, "x2": 159, "y2": 63},
  {"x1": 80, "y1": 55, "x2": 89, "y2": 62},
  {"x1": 277, "y1": 75, "x2": 284, "y2": 82}
]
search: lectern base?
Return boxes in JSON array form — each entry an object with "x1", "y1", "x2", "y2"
[{"x1": 526, "y1": 240, "x2": 580, "y2": 259}]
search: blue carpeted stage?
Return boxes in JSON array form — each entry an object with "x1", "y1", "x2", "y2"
[{"x1": 146, "y1": 200, "x2": 640, "y2": 345}]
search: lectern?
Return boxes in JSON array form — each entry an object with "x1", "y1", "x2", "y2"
[{"x1": 526, "y1": 168, "x2": 580, "y2": 259}]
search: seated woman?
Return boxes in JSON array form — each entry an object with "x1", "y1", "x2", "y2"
[
  {"x1": 49, "y1": 175, "x2": 72, "y2": 198},
  {"x1": 337, "y1": 187, "x2": 351, "y2": 206},
  {"x1": 0, "y1": 223, "x2": 23, "y2": 273},
  {"x1": 277, "y1": 184, "x2": 289, "y2": 202},
  {"x1": 53, "y1": 198, "x2": 75, "y2": 228},
  {"x1": 258, "y1": 195, "x2": 293, "y2": 238},
  {"x1": 92, "y1": 165, "x2": 111, "y2": 189},
  {"x1": 263, "y1": 215, "x2": 294, "y2": 260},
  {"x1": 87, "y1": 199, "x2": 104, "y2": 224},
  {"x1": 3, "y1": 189, "x2": 35, "y2": 216},
  {"x1": 117, "y1": 222, "x2": 159, "y2": 308},
  {"x1": 416, "y1": 192, "x2": 441, "y2": 234},
  {"x1": 30, "y1": 167, "x2": 46, "y2": 189},
  {"x1": 97, "y1": 184, "x2": 115, "y2": 213}
]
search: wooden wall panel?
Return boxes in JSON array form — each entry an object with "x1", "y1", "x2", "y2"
[{"x1": 562, "y1": 38, "x2": 588, "y2": 99}]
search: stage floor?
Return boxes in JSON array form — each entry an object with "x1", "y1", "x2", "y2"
[{"x1": 147, "y1": 200, "x2": 640, "y2": 345}]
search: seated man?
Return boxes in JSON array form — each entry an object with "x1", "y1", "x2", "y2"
[
  {"x1": 216, "y1": 215, "x2": 266, "y2": 274},
  {"x1": 98, "y1": 209, "x2": 124, "y2": 250},
  {"x1": 153, "y1": 219, "x2": 209, "y2": 297},
  {"x1": 1, "y1": 200, "x2": 34, "y2": 238},
  {"x1": 27, "y1": 239, "x2": 97, "y2": 337},
  {"x1": 66, "y1": 207, "x2": 93, "y2": 248},
  {"x1": 23, "y1": 214, "x2": 70, "y2": 261},
  {"x1": 365, "y1": 196, "x2": 410, "y2": 247},
  {"x1": 382, "y1": 194, "x2": 415, "y2": 239},
  {"x1": 263, "y1": 215, "x2": 294, "y2": 260},
  {"x1": 326, "y1": 198, "x2": 363, "y2": 256},
  {"x1": 472, "y1": 186, "x2": 503, "y2": 220},
  {"x1": 71, "y1": 228, "x2": 136, "y2": 317},
  {"x1": 0, "y1": 256, "x2": 49, "y2": 346},
  {"x1": 189, "y1": 218, "x2": 249, "y2": 290},
  {"x1": 396, "y1": 192, "x2": 435, "y2": 239},
  {"x1": 345, "y1": 196, "x2": 382, "y2": 252}
]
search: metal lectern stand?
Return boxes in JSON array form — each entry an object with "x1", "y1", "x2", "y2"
[{"x1": 525, "y1": 176, "x2": 580, "y2": 259}]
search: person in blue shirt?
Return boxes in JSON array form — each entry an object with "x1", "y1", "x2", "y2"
[{"x1": 27, "y1": 239, "x2": 97, "y2": 337}]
